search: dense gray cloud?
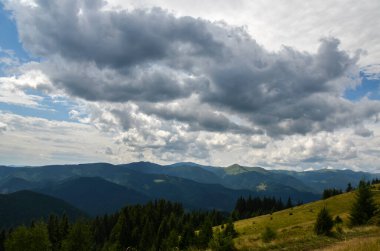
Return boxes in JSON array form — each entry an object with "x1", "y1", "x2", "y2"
[
  {"x1": 139, "y1": 102, "x2": 260, "y2": 134},
  {"x1": 354, "y1": 125, "x2": 374, "y2": 138},
  {"x1": 6, "y1": 0, "x2": 380, "y2": 139}
]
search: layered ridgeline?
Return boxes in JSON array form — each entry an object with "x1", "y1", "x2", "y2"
[
  {"x1": 1, "y1": 181, "x2": 379, "y2": 250},
  {"x1": 0, "y1": 190, "x2": 86, "y2": 228},
  {"x1": 0, "y1": 162, "x2": 378, "y2": 217}
]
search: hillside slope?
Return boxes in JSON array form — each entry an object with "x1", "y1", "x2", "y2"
[
  {"x1": 231, "y1": 185, "x2": 380, "y2": 250},
  {"x1": 0, "y1": 190, "x2": 86, "y2": 228},
  {"x1": 36, "y1": 177, "x2": 150, "y2": 216}
]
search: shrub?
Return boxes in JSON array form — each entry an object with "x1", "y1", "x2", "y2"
[
  {"x1": 261, "y1": 227, "x2": 276, "y2": 243},
  {"x1": 334, "y1": 215, "x2": 343, "y2": 224}
]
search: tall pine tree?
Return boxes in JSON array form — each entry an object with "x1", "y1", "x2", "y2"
[
  {"x1": 314, "y1": 207, "x2": 333, "y2": 235},
  {"x1": 349, "y1": 180, "x2": 377, "y2": 226}
]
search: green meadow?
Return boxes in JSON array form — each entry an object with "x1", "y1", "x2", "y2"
[{"x1": 225, "y1": 184, "x2": 380, "y2": 250}]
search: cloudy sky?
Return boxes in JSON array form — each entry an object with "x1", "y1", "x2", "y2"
[{"x1": 0, "y1": 0, "x2": 380, "y2": 171}]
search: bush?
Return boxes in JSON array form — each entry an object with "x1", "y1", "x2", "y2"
[
  {"x1": 314, "y1": 207, "x2": 333, "y2": 235},
  {"x1": 368, "y1": 208, "x2": 380, "y2": 226},
  {"x1": 209, "y1": 230, "x2": 235, "y2": 251},
  {"x1": 334, "y1": 215, "x2": 343, "y2": 224},
  {"x1": 261, "y1": 227, "x2": 276, "y2": 243}
]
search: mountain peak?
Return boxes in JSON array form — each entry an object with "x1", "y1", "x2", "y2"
[{"x1": 225, "y1": 164, "x2": 267, "y2": 175}]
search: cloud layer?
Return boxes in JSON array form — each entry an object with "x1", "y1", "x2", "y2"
[{"x1": 1, "y1": 0, "x2": 380, "y2": 170}]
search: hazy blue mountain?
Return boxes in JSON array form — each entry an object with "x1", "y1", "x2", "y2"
[
  {"x1": 0, "y1": 163, "x2": 254, "y2": 211},
  {"x1": 36, "y1": 177, "x2": 150, "y2": 216},
  {"x1": 273, "y1": 169, "x2": 380, "y2": 193},
  {"x1": 167, "y1": 162, "x2": 226, "y2": 177},
  {"x1": 112, "y1": 173, "x2": 255, "y2": 211},
  {"x1": 121, "y1": 161, "x2": 221, "y2": 184},
  {"x1": 0, "y1": 190, "x2": 86, "y2": 228},
  {"x1": 0, "y1": 177, "x2": 35, "y2": 193},
  {"x1": 1, "y1": 162, "x2": 377, "y2": 212},
  {"x1": 223, "y1": 164, "x2": 268, "y2": 175},
  {"x1": 117, "y1": 162, "x2": 319, "y2": 204},
  {"x1": 221, "y1": 164, "x2": 315, "y2": 192}
]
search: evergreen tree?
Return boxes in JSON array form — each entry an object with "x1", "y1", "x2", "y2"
[
  {"x1": 61, "y1": 221, "x2": 93, "y2": 251},
  {"x1": 197, "y1": 217, "x2": 213, "y2": 248},
  {"x1": 48, "y1": 215, "x2": 61, "y2": 251},
  {"x1": 323, "y1": 188, "x2": 343, "y2": 199},
  {"x1": 286, "y1": 197, "x2": 293, "y2": 208},
  {"x1": 108, "y1": 212, "x2": 130, "y2": 250},
  {"x1": 160, "y1": 229, "x2": 179, "y2": 250},
  {"x1": 209, "y1": 229, "x2": 235, "y2": 251},
  {"x1": 138, "y1": 220, "x2": 154, "y2": 250},
  {"x1": 346, "y1": 182, "x2": 353, "y2": 192},
  {"x1": 349, "y1": 180, "x2": 377, "y2": 226},
  {"x1": 179, "y1": 223, "x2": 195, "y2": 250},
  {"x1": 0, "y1": 229, "x2": 6, "y2": 251},
  {"x1": 5, "y1": 222, "x2": 51, "y2": 251},
  {"x1": 314, "y1": 207, "x2": 333, "y2": 235},
  {"x1": 59, "y1": 214, "x2": 69, "y2": 240},
  {"x1": 223, "y1": 218, "x2": 237, "y2": 238}
]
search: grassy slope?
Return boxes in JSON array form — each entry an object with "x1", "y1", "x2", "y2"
[{"x1": 229, "y1": 184, "x2": 380, "y2": 250}]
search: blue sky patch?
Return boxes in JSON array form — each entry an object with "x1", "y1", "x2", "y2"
[
  {"x1": 0, "y1": 3, "x2": 30, "y2": 60},
  {"x1": 344, "y1": 72, "x2": 380, "y2": 101}
]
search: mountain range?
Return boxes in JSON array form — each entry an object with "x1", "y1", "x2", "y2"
[{"x1": 0, "y1": 162, "x2": 378, "y2": 222}]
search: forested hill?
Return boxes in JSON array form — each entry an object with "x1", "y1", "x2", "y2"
[{"x1": 0, "y1": 190, "x2": 86, "y2": 228}]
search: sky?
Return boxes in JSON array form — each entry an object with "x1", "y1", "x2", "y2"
[{"x1": 0, "y1": 0, "x2": 380, "y2": 172}]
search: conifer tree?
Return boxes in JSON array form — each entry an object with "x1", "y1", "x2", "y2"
[
  {"x1": 107, "y1": 212, "x2": 129, "y2": 250},
  {"x1": 48, "y1": 215, "x2": 61, "y2": 251},
  {"x1": 61, "y1": 221, "x2": 93, "y2": 251},
  {"x1": 346, "y1": 182, "x2": 353, "y2": 192},
  {"x1": 179, "y1": 223, "x2": 195, "y2": 250},
  {"x1": 286, "y1": 197, "x2": 293, "y2": 208},
  {"x1": 0, "y1": 229, "x2": 6, "y2": 251},
  {"x1": 59, "y1": 214, "x2": 69, "y2": 240},
  {"x1": 209, "y1": 229, "x2": 235, "y2": 251},
  {"x1": 349, "y1": 180, "x2": 377, "y2": 226},
  {"x1": 5, "y1": 222, "x2": 51, "y2": 251},
  {"x1": 223, "y1": 218, "x2": 237, "y2": 238},
  {"x1": 314, "y1": 207, "x2": 333, "y2": 235},
  {"x1": 197, "y1": 217, "x2": 213, "y2": 248},
  {"x1": 139, "y1": 220, "x2": 154, "y2": 250}
]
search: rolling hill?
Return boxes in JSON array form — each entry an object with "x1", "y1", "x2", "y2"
[
  {"x1": 0, "y1": 190, "x2": 86, "y2": 228},
  {"x1": 36, "y1": 177, "x2": 150, "y2": 216},
  {"x1": 229, "y1": 184, "x2": 380, "y2": 250}
]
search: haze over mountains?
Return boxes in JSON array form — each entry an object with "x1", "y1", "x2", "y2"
[{"x1": 0, "y1": 161, "x2": 378, "y2": 226}]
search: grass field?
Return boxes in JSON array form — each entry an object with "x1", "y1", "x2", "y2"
[{"x1": 226, "y1": 184, "x2": 380, "y2": 250}]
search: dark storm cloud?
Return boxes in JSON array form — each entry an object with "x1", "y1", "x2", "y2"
[
  {"x1": 7, "y1": 0, "x2": 380, "y2": 137},
  {"x1": 140, "y1": 103, "x2": 259, "y2": 134},
  {"x1": 10, "y1": 0, "x2": 222, "y2": 68}
]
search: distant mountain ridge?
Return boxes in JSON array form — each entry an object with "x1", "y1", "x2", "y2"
[
  {"x1": 36, "y1": 177, "x2": 150, "y2": 216},
  {"x1": 0, "y1": 162, "x2": 378, "y2": 216}
]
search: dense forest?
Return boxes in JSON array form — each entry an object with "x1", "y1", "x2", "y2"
[
  {"x1": 0, "y1": 200, "x2": 234, "y2": 251},
  {"x1": 231, "y1": 196, "x2": 294, "y2": 220},
  {"x1": 0, "y1": 194, "x2": 292, "y2": 251}
]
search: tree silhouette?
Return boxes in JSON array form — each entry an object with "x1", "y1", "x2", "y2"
[
  {"x1": 349, "y1": 180, "x2": 377, "y2": 226},
  {"x1": 314, "y1": 207, "x2": 333, "y2": 235}
]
